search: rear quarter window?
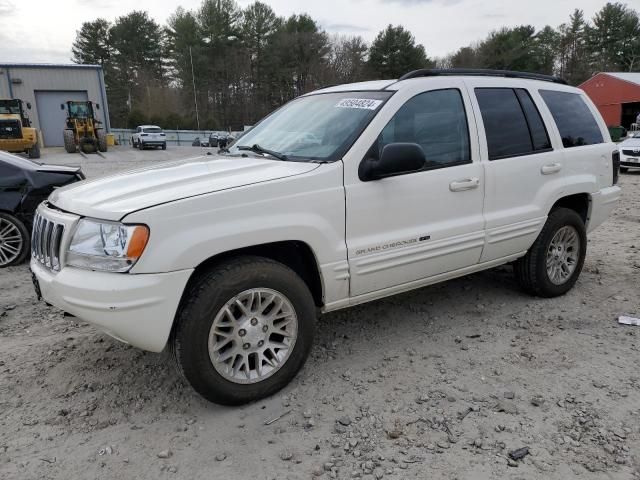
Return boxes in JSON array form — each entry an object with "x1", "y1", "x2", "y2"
[{"x1": 539, "y1": 90, "x2": 604, "y2": 148}]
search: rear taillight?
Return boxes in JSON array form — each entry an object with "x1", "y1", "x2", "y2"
[{"x1": 612, "y1": 150, "x2": 620, "y2": 185}]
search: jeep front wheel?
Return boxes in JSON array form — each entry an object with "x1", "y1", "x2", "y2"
[
  {"x1": 514, "y1": 207, "x2": 586, "y2": 297},
  {"x1": 171, "y1": 256, "x2": 316, "y2": 405}
]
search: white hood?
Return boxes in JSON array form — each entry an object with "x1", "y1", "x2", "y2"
[
  {"x1": 620, "y1": 134, "x2": 640, "y2": 149},
  {"x1": 49, "y1": 154, "x2": 320, "y2": 221}
]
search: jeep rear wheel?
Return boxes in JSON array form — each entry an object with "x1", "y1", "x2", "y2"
[
  {"x1": 171, "y1": 256, "x2": 316, "y2": 405},
  {"x1": 514, "y1": 207, "x2": 587, "y2": 297}
]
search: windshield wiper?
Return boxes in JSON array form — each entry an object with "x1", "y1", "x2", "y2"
[{"x1": 237, "y1": 144, "x2": 288, "y2": 161}]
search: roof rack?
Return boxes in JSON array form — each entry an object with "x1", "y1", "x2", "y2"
[{"x1": 398, "y1": 68, "x2": 567, "y2": 85}]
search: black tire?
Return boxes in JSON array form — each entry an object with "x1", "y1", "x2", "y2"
[
  {"x1": 63, "y1": 130, "x2": 76, "y2": 153},
  {"x1": 131, "y1": 137, "x2": 136, "y2": 148},
  {"x1": 97, "y1": 131, "x2": 107, "y2": 152},
  {"x1": 514, "y1": 207, "x2": 587, "y2": 297},
  {"x1": 0, "y1": 212, "x2": 30, "y2": 267},
  {"x1": 28, "y1": 140, "x2": 40, "y2": 159},
  {"x1": 171, "y1": 256, "x2": 316, "y2": 405},
  {"x1": 138, "y1": 141, "x2": 144, "y2": 150},
  {"x1": 162, "y1": 143, "x2": 167, "y2": 150},
  {"x1": 620, "y1": 167, "x2": 628, "y2": 173}
]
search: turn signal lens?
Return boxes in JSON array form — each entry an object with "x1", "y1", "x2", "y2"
[{"x1": 127, "y1": 225, "x2": 150, "y2": 258}]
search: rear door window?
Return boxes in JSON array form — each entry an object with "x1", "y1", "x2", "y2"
[
  {"x1": 539, "y1": 90, "x2": 604, "y2": 148},
  {"x1": 515, "y1": 89, "x2": 551, "y2": 151},
  {"x1": 475, "y1": 88, "x2": 548, "y2": 160}
]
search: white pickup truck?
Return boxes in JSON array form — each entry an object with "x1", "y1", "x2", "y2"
[{"x1": 31, "y1": 69, "x2": 621, "y2": 405}]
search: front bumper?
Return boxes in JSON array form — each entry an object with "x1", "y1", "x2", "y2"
[
  {"x1": 621, "y1": 159, "x2": 640, "y2": 168},
  {"x1": 31, "y1": 260, "x2": 193, "y2": 352},
  {"x1": 588, "y1": 185, "x2": 621, "y2": 233}
]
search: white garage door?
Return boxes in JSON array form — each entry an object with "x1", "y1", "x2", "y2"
[{"x1": 35, "y1": 90, "x2": 88, "y2": 147}]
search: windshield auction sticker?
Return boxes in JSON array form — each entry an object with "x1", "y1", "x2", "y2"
[{"x1": 335, "y1": 98, "x2": 383, "y2": 110}]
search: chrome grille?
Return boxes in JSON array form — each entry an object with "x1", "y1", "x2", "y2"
[{"x1": 31, "y1": 211, "x2": 65, "y2": 271}]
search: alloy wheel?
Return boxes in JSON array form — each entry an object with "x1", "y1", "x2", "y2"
[
  {"x1": 0, "y1": 217, "x2": 23, "y2": 266},
  {"x1": 208, "y1": 288, "x2": 298, "y2": 384},
  {"x1": 546, "y1": 225, "x2": 580, "y2": 285}
]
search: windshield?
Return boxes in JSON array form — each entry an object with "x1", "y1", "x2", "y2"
[
  {"x1": 0, "y1": 101, "x2": 21, "y2": 115},
  {"x1": 144, "y1": 127, "x2": 162, "y2": 133},
  {"x1": 69, "y1": 103, "x2": 91, "y2": 117},
  {"x1": 230, "y1": 91, "x2": 392, "y2": 161}
]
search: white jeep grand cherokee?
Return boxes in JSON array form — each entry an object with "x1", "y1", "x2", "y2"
[{"x1": 31, "y1": 69, "x2": 621, "y2": 405}]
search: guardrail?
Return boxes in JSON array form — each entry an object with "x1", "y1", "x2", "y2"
[{"x1": 111, "y1": 129, "x2": 244, "y2": 147}]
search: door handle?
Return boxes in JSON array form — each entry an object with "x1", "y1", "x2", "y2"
[
  {"x1": 541, "y1": 163, "x2": 562, "y2": 175},
  {"x1": 449, "y1": 177, "x2": 480, "y2": 192}
]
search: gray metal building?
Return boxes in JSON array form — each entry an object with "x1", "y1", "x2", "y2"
[{"x1": 0, "y1": 63, "x2": 110, "y2": 147}]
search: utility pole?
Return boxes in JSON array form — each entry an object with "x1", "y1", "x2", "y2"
[{"x1": 190, "y1": 46, "x2": 200, "y2": 131}]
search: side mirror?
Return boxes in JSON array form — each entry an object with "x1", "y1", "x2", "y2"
[
  {"x1": 359, "y1": 143, "x2": 426, "y2": 181},
  {"x1": 26, "y1": 102, "x2": 32, "y2": 110}
]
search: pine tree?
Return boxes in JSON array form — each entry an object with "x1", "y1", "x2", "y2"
[
  {"x1": 368, "y1": 25, "x2": 431, "y2": 78},
  {"x1": 71, "y1": 19, "x2": 111, "y2": 66}
]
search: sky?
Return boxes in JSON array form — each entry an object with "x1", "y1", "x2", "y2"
[{"x1": 0, "y1": 0, "x2": 620, "y2": 64}]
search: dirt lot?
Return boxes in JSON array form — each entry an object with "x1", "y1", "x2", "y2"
[{"x1": 1, "y1": 147, "x2": 639, "y2": 480}]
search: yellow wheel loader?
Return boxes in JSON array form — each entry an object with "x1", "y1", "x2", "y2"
[
  {"x1": 62, "y1": 101, "x2": 107, "y2": 154},
  {"x1": 0, "y1": 99, "x2": 40, "y2": 159}
]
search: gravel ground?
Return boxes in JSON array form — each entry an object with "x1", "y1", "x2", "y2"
[{"x1": 1, "y1": 147, "x2": 639, "y2": 480}]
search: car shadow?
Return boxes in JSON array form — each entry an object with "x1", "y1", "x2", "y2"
[{"x1": 17, "y1": 264, "x2": 527, "y2": 422}]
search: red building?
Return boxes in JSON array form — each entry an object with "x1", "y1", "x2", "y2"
[{"x1": 580, "y1": 72, "x2": 640, "y2": 128}]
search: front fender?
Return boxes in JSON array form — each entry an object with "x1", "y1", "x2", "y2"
[{"x1": 124, "y1": 163, "x2": 348, "y2": 301}]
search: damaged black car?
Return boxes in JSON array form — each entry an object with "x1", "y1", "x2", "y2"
[{"x1": 0, "y1": 151, "x2": 84, "y2": 267}]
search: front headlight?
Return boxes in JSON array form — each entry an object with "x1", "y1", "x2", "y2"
[{"x1": 66, "y1": 218, "x2": 150, "y2": 272}]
